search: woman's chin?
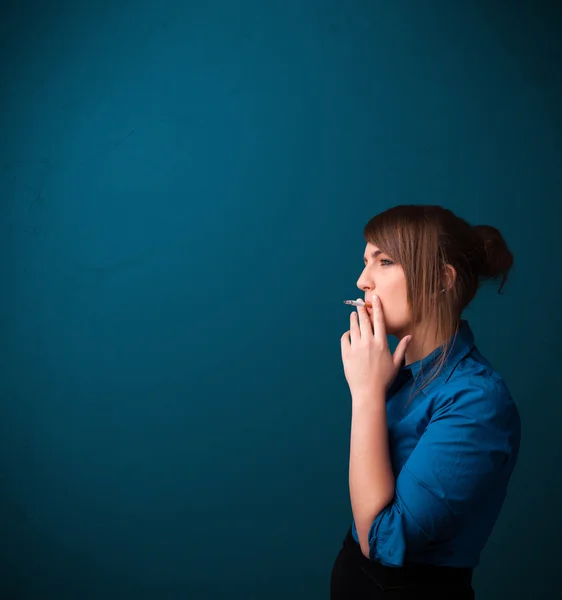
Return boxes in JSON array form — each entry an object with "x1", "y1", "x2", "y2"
[
  {"x1": 383, "y1": 322, "x2": 402, "y2": 338},
  {"x1": 367, "y1": 310, "x2": 405, "y2": 337}
]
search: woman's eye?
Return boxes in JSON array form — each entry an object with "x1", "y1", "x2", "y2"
[{"x1": 380, "y1": 259, "x2": 393, "y2": 266}]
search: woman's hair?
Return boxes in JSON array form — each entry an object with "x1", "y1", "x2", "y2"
[{"x1": 363, "y1": 204, "x2": 514, "y2": 397}]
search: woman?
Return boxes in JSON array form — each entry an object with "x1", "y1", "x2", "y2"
[{"x1": 330, "y1": 205, "x2": 521, "y2": 599}]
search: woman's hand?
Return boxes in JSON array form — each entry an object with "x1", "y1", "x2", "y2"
[{"x1": 340, "y1": 294, "x2": 412, "y2": 399}]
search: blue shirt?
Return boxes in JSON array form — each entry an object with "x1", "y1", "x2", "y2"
[{"x1": 351, "y1": 320, "x2": 521, "y2": 568}]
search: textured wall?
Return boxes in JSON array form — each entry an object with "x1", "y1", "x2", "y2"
[{"x1": 1, "y1": 1, "x2": 561, "y2": 598}]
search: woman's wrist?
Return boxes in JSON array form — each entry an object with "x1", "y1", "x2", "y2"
[{"x1": 351, "y1": 387, "x2": 386, "y2": 410}]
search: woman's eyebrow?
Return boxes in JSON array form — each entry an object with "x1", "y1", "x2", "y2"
[{"x1": 364, "y1": 250, "x2": 382, "y2": 262}]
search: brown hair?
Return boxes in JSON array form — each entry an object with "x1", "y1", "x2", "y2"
[{"x1": 363, "y1": 205, "x2": 514, "y2": 396}]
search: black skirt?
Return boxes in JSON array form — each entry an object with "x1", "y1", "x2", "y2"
[{"x1": 330, "y1": 527, "x2": 475, "y2": 599}]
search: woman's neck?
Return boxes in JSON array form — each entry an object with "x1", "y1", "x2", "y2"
[{"x1": 402, "y1": 321, "x2": 456, "y2": 366}]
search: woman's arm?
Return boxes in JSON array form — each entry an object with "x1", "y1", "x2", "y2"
[{"x1": 349, "y1": 390, "x2": 395, "y2": 558}]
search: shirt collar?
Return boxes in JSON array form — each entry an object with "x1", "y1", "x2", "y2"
[{"x1": 398, "y1": 320, "x2": 475, "y2": 394}]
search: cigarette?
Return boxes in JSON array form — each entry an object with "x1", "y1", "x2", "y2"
[{"x1": 343, "y1": 300, "x2": 373, "y2": 308}]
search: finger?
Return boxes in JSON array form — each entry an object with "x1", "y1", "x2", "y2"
[
  {"x1": 341, "y1": 330, "x2": 351, "y2": 355},
  {"x1": 393, "y1": 335, "x2": 412, "y2": 370},
  {"x1": 356, "y1": 302, "x2": 373, "y2": 338},
  {"x1": 349, "y1": 311, "x2": 360, "y2": 345},
  {"x1": 371, "y1": 294, "x2": 387, "y2": 342}
]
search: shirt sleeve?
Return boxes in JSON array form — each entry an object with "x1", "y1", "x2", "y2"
[{"x1": 367, "y1": 379, "x2": 518, "y2": 566}]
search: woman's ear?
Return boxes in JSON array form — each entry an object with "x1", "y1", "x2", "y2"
[{"x1": 443, "y1": 264, "x2": 457, "y2": 291}]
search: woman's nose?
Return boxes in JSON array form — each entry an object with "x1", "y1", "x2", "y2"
[{"x1": 356, "y1": 275, "x2": 372, "y2": 291}]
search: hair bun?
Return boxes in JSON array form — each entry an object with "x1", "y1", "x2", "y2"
[{"x1": 473, "y1": 225, "x2": 514, "y2": 292}]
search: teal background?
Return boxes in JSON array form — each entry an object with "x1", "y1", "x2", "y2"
[{"x1": 1, "y1": 1, "x2": 561, "y2": 598}]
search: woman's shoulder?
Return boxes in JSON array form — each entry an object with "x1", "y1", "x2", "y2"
[{"x1": 433, "y1": 347, "x2": 520, "y2": 429}]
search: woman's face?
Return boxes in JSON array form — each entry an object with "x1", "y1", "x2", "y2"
[{"x1": 356, "y1": 242, "x2": 412, "y2": 337}]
